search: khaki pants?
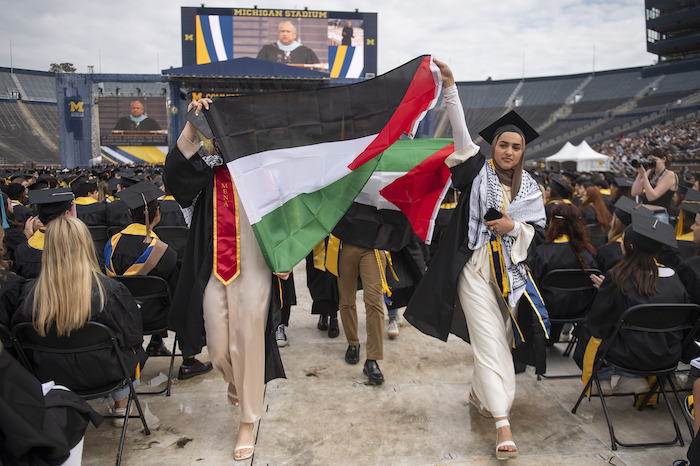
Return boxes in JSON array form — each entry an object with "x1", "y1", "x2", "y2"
[
  {"x1": 337, "y1": 243, "x2": 386, "y2": 361},
  {"x1": 202, "y1": 205, "x2": 271, "y2": 423}
]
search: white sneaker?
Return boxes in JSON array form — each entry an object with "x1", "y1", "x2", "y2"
[
  {"x1": 613, "y1": 376, "x2": 650, "y2": 394},
  {"x1": 590, "y1": 380, "x2": 613, "y2": 396},
  {"x1": 387, "y1": 319, "x2": 399, "y2": 339},
  {"x1": 276, "y1": 324, "x2": 288, "y2": 347},
  {"x1": 111, "y1": 405, "x2": 133, "y2": 427}
]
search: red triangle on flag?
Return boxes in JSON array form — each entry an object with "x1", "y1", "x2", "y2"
[{"x1": 379, "y1": 142, "x2": 454, "y2": 242}]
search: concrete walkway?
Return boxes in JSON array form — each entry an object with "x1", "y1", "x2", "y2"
[{"x1": 81, "y1": 263, "x2": 692, "y2": 465}]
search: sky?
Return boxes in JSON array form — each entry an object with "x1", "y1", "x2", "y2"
[{"x1": 4, "y1": 0, "x2": 657, "y2": 82}]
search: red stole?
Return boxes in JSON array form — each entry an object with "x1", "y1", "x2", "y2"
[{"x1": 213, "y1": 167, "x2": 240, "y2": 284}]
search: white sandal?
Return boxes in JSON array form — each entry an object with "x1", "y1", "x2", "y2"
[
  {"x1": 469, "y1": 390, "x2": 492, "y2": 418},
  {"x1": 495, "y1": 419, "x2": 518, "y2": 460},
  {"x1": 233, "y1": 445, "x2": 254, "y2": 461},
  {"x1": 227, "y1": 382, "x2": 239, "y2": 407}
]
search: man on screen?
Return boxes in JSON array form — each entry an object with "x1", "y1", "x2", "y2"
[
  {"x1": 256, "y1": 21, "x2": 319, "y2": 65},
  {"x1": 113, "y1": 100, "x2": 161, "y2": 131},
  {"x1": 342, "y1": 20, "x2": 353, "y2": 46}
]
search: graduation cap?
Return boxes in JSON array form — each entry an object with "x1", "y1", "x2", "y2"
[
  {"x1": 117, "y1": 172, "x2": 146, "y2": 189},
  {"x1": 116, "y1": 181, "x2": 162, "y2": 210},
  {"x1": 611, "y1": 177, "x2": 634, "y2": 189},
  {"x1": 27, "y1": 178, "x2": 50, "y2": 191},
  {"x1": 27, "y1": 187, "x2": 74, "y2": 224},
  {"x1": 547, "y1": 174, "x2": 573, "y2": 198},
  {"x1": 627, "y1": 209, "x2": 678, "y2": 251},
  {"x1": 681, "y1": 189, "x2": 700, "y2": 215},
  {"x1": 116, "y1": 181, "x2": 162, "y2": 241},
  {"x1": 613, "y1": 196, "x2": 653, "y2": 226},
  {"x1": 478, "y1": 110, "x2": 539, "y2": 145},
  {"x1": 677, "y1": 181, "x2": 692, "y2": 197}
]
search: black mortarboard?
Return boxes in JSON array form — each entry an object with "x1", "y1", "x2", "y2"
[
  {"x1": 681, "y1": 189, "x2": 700, "y2": 215},
  {"x1": 547, "y1": 174, "x2": 573, "y2": 198},
  {"x1": 27, "y1": 187, "x2": 74, "y2": 206},
  {"x1": 27, "y1": 179, "x2": 50, "y2": 191},
  {"x1": 612, "y1": 177, "x2": 634, "y2": 189},
  {"x1": 613, "y1": 196, "x2": 653, "y2": 226},
  {"x1": 118, "y1": 172, "x2": 146, "y2": 189},
  {"x1": 116, "y1": 181, "x2": 162, "y2": 210},
  {"x1": 478, "y1": 110, "x2": 539, "y2": 145},
  {"x1": 677, "y1": 181, "x2": 691, "y2": 197},
  {"x1": 628, "y1": 209, "x2": 678, "y2": 251}
]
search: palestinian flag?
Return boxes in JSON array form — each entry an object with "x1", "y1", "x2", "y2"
[
  {"x1": 332, "y1": 138, "x2": 454, "y2": 251},
  {"x1": 204, "y1": 56, "x2": 442, "y2": 272}
]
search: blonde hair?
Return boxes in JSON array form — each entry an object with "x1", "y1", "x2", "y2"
[{"x1": 32, "y1": 216, "x2": 105, "y2": 336}]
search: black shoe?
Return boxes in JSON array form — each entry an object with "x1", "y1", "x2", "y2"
[
  {"x1": 345, "y1": 344, "x2": 360, "y2": 364},
  {"x1": 317, "y1": 314, "x2": 329, "y2": 331},
  {"x1": 328, "y1": 317, "x2": 339, "y2": 338},
  {"x1": 146, "y1": 340, "x2": 172, "y2": 357},
  {"x1": 178, "y1": 359, "x2": 213, "y2": 380},
  {"x1": 363, "y1": 359, "x2": 384, "y2": 385}
]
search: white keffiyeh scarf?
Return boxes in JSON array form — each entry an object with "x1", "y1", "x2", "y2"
[{"x1": 467, "y1": 159, "x2": 545, "y2": 307}]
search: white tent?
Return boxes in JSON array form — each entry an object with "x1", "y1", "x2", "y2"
[{"x1": 545, "y1": 140, "x2": 610, "y2": 172}]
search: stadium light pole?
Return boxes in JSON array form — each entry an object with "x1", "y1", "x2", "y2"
[{"x1": 9, "y1": 40, "x2": 12, "y2": 73}]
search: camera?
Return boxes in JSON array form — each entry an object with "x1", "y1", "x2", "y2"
[{"x1": 631, "y1": 158, "x2": 655, "y2": 170}]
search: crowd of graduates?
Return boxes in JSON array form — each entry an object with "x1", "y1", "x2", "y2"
[{"x1": 3, "y1": 139, "x2": 700, "y2": 462}]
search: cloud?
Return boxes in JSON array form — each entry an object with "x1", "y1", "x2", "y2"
[{"x1": 5, "y1": 0, "x2": 655, "y2": 80}]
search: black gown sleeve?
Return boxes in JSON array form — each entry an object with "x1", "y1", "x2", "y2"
[{"x1": 164, "y1": 146, "x2": 213, "y2": 208}]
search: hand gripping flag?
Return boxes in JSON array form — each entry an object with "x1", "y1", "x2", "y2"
[{"x1": 202, "y1": 55, "x2": 442, "y2": 272}]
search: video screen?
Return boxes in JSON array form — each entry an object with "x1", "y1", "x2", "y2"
[
  {"x1": 99, "y1": 97, "x2": 168, "y2": 146},
  {"x1": 181, "y1": 7, "x2": 377, "y2": 78}
]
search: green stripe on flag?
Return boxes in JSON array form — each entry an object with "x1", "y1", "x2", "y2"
[
  {"x1": 375, "y1": 138, "x2": 453, "y2": 172},
  {"x1": 251, "y1": 156, "x2": 379, "y2": 273}
]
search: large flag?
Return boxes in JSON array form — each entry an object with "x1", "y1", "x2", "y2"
[
  {"x1": 332, "y1": 138, "x2": 454, "y2": 250},
  {"x1": 204, "y1": 55, "x2": 442, "y2": 272}
]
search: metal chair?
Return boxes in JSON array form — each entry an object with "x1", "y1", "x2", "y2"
[
  {"x1": 537, "y1": 268, "x2": 600, "y2": 379},
  {"x1": 153, "y1": 226, "x2": 189, "y2": 267},
  {"x1": 571, "y1": 303, "x2": 700, "y2": 450},
  {"x1": 12, "y1": 321, "x2": 150, "y2": 465},
  {"x1": 110, "y1": 275, "x2": 178, "y2": 396}
]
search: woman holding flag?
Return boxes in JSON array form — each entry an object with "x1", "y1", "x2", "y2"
[{"x1": 405, "y1": 60, "x2": 546, "y2": 460}]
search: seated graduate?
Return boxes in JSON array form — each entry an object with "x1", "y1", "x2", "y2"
[
  {"x1": 12, "y1": 216, "x2": 147, "y2": 423},
  {"x1": 71, "y1": 178, "x2": 107, "y2": 226},
  {"x1": 576, "y1": 209, "x2": 689, "y2": 395},
  {"x1": 579, "y1": 186, "x2": 612, "y2": 249},
  {"x1": 104, "y1": 181, "x2": 179, "y2": 358},
  {"x1": 530, "y1": 202, "x2": 597, "y2": 342},
  {"x1": 0, "y1": 340, "x2": 102, "y2": 466},
  {"x1": 104, "y1": 172, "x2": 146, "y2": 229},
  {"x1": 14, "y1": 188, "x2": 75, "y2": 280},
  {"x1": 152, "y1": 177, "x2": 187, "y2": 227},
  {"x1": 0, "y1": 228, "x2": 25, "y2": 330},
  {"x1": 543, "y1": 174, "x2": 573, "y2": 225},
  {"x1": 4, "y1": 182, "x2": 36, "y2": 225},
  {"x1": 674, "y1": 187, "x2": 699, "y2": 260},
  {"x1": 0, "y1": 191, "x2": 31, "y2": 268},
  {"x1": 667, "y1": 189, "x2": 700, "y2": 308},
  {"x1": 595, "y1": 197, "x2": 648, "y2": 274}
]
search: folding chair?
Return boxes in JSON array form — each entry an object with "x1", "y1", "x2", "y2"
[
  {"x1": 153, "y1": 226, "x2": 189, "y2": 267},
  {"x1": 12, "y1": 321, "x2": 150, "y2": 465},
  {"x1": 88, "y1": 225, "x2": 110, "y2": 255},
  {"x1": 571, "y1": 302, "x2": 700, "y2": 450},
  {"x1": 537, "y1": 268, "x2": 600, "y2": 380},
  {"x1": 110, "y1": 275, "x2": 178, "y2": 396}
]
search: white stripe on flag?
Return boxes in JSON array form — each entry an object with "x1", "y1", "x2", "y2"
[
  {"x1": 101, "y1": 146, "x2": 133, "y2": 164},
  {"x1": 346, "y1": 46, "x2": 364, "y2": 79},
  {"x1": 208, "y1": 16, "x2": 229, "y2": 61},
  {"x1": 227, "y1": 135, "x2": 376, "y2": 224},
  {"x1": 355, "y1": 171, "x2": 403, "y2": 210},
  {"x1": 408, "y1": 59, "x2": 442, "y2": 137}
]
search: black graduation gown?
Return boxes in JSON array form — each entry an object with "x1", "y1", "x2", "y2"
[
  {"x1": 13, "y1": 240, "x2": 42, "y2": 280},
  {"x1": 0, "y1": 270, "x2": 25, "y2": 328},
  {"x1": 530, "y1": 242, "x2": 598, "y2": 319},
  {"x1": 75, "y1": 200, "x2": 107, "y2": 226},
  {"x1": 104, "y1": 199, "x2": 131, "y2": 228},
  {"x1": 106, "y1": 228, "x2": 179, "y2": 329},
  {"x1": 158, "y1": 198, "x2": 187, "y2": 227},
  {"x1": 386, "y1": 235, "x2": 426, "y2": 310},
  {"x1": 164, "y1": 146, "x2": 285, "y2": 382},
  {"x1": 4, "y1": 226, "x2": 28, "y2": 265},
  {"x1": 12, "y1": 204, "x2": 37, "y2": 225},
  {"x1": 581, "y1": 272, "x2": 689, "y2": 370},
  {"x1": 0, "y1": 350, "x2": 102, "y2": 466},
  {"x1": 595, "y1": 240, "x2": 623, "y2": 274},
  {"x1": 12, "y1": 275, "x2": 148, "y2": 391},
  {"x1": 404, "y1": 152, "x2": 545, "y2": 343}
]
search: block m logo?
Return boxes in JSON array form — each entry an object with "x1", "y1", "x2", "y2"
[{"x1": 70, "y1": 101, "x2": 84, "y2": 112}]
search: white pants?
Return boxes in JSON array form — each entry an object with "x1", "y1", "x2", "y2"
[
  {"x1": 457, "y1": 261, "x2": 516, "y2": 419},
  {"x1": 202, "y1": 205, "x2": 271, "y2": 423}
]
